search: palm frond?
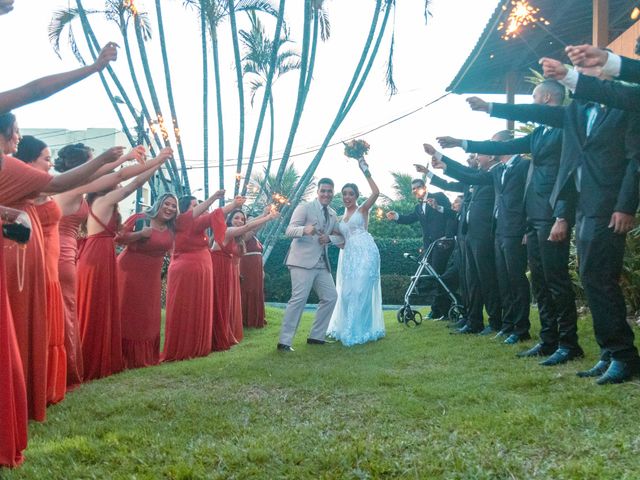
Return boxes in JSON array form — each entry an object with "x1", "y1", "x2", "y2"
[
  {"x1": 68, "y1": 28, "x2": 86, "y2": 65},
  {"x1": 384, "y1": 8, "x2": 398, "y2": 97},
  {"x1": 315, "y1": 1, "x2": 330, "y2": 41},
  {"x1": 235, "y1": 0, "x2": 278, "y2": 18},
  {"x1": 248, "y1": 78, "x2": 265, "y2": 106},
  {"x1": 424, "y1": 0, "x2": 432, "y2": 24},
  {"x1": 48, "y1": 8, "x2": 97, "y2": 58}
]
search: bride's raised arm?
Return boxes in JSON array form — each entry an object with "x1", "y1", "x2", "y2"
[{"x1": 357, "y1": 157, "x2": 379, "y2": 214}]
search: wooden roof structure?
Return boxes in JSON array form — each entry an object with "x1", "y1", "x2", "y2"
[{"x1": 447, "y1": 0, "x2": 640, "y2": 95}]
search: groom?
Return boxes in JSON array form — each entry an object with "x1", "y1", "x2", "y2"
[{"x1": 277, "y1": 178, "x2": 343, "y2": 352}]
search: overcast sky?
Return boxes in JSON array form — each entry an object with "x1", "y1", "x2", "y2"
[{"x1": 0, "y1": 0, "x2": 526, "y2": 201}]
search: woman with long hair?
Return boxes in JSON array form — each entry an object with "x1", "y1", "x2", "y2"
[
  {"x1": 14, "y1": 135, "x2": 66, "y2": 405},
  {"x1": 162, "y1": 192, "x2": 240, "y2": 362},
  {"x1": 54, "y1": 142, "x2": 150, "y2": 387},
  {"x1": 211, "y1": 207, "x2": 278, "y2": 351},
  {"x1": 77, "y1": 148, "x2": 171, "y2": 381},
  {"x1": 117, "y1": 193, "x2": 178, "y2": 369},
  {"x1": 0, "y1": 112, "x2": 126, "y2": 422}
]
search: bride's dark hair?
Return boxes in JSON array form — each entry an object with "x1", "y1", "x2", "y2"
[{"x1": 341, "y1": 183, "x2": 359, "y2": 198}]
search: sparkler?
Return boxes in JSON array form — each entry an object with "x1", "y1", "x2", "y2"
[
  {"x1": 632, "y1": 7, "x2": 640, "y2": 20},
  {"x1": 123, "y1": 0, "x2": 139, "y2": 16},
  {"x1": 375, "y1": 207, "x2": 384, "y2": 220},
  {"x1": 498, "y1": 0, "x2": 549, "y2": 40},
  {"x1": 270, "y1": 192, "x2": 290, "y2": 213}
]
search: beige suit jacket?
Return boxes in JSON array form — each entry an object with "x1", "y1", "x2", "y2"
[{"x1": 284, "y1": 199, "x2": 342, "y2": 270}]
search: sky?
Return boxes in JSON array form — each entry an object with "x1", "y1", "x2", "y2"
[{"x1": 0, "y1": 0, "x2": 527, "y2": 202}]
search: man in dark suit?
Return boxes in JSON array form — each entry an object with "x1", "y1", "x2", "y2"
[
  {"x1": 427, "y1": 130, "x2": 529, "y2": 343},
  {"x1": 470, "y1": 95, "x2": 640, "y2": 384},
  {"x1": 418, "y1": 154, "x2": 502, "y2": 335},
  {"x1": 437, "y1": 80, "x2": 582, "y2": 366},
  {"x1": 386, "y1": 179, "x2": 452, "y2": 319}
]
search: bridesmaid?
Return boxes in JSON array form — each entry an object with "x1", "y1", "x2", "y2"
[
  {"x1": 162, "y1": 191, "x2": 238, "y2": 362},
  {"x1": 117, "y1": 193, "x2": 178, "y2": 369},
  {"x1": 0, "y1": 205, "x2": 27, "y2": 467},
  {"x1": 211, "y1": 207, "x2": 278, "y2": 351},
  {"x1": 14, "y1": 136, "x2": 66, "y2": 405},
  {"x1": 0, "y1": 112, "x2": 125, "y2": 421},
  {"x1": 240, "y1": 232, "x2": 266, "y2": 328},
  {"x1": 77, "y1": 148, "x2": 171, "y2": 381},
  {"x1": 54, "y1": 143, "x2": 148, "y2": 387}
]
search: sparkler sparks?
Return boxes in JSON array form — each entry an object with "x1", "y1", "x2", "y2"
[
  {"x1": 497, "y1": 0, "x2": 549, "y2": 40},
  {"x1": 123, "y1": 0, "x2": 139, "y2": 16},
  {"x1": 270, "y1": 192, "x2": 290, "y2": 213}
]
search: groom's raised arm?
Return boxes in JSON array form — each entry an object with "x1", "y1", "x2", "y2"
[{"x1": 286, "y1": 203, "x2": 311, "y2": 238}]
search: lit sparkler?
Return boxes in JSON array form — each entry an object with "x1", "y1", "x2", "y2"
[
  {"x1": 632, "y1": 7, "x2": 640, "y2": 20},
  {"x1": 123, "y1": 0, "x2": 139, "y2": 16},
  {"x1": 497, "y1": 0, "x2": 549, "y2": 40},
  {"x1": 270, "y1": 192, "x2": 290, "y2": 213},
  {"x1": 375, "y1": 207, "x2": 384, "y2": 220}
]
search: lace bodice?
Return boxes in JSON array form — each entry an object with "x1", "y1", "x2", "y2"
[{"x1": 339, "y1": 205, "x2": 368, "y2": 239}]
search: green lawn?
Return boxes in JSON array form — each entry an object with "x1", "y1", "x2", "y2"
[{"x1": 5, "y1": 307, "x2": 640, "y2": 479}]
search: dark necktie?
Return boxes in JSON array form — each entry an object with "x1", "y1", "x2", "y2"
[{"x1": 323, "y1": 205, "x2": 329, "y2": 224}]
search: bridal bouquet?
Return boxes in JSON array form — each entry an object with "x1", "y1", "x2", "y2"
[{"x1": 343, "y1": 139, "x2": 370, "y2": 160}]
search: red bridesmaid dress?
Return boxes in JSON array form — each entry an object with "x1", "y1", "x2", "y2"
[
  {"x1": 35, "y1": 200, "x2": 66, "y2": 404},
  {"x1": 211, "y1": 238, "x2": 243, "y2": 351},
  {"x1": 118, "y1": 213, "x2": 174, "y2": 369},
  {"x1": 240, "y1": 235, "x2": 266, "y2": 328},
  {"x1": 0, "y1": 156, "x2": 51, "y2": 422},
  {"x1": 0, "y1": 217, "x2": 28, "y2": 467},
  {"x1": 58, "y1": 199, "x2": 89, "y2": 388},
  {"x1": 162, "y1": 209, "x2": 225, "y2": 362},
  {"x1": 76, "y1": 208, "x2": 123, "y2": 381}
]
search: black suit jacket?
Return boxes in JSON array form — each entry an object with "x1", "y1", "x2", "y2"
[
  {"x1": 491, "y1": 102, "x2": 640, "y2": 223},
  {"x1": 441, "y1": 155, "x2": 528, "y2": 238},
  {"x1": 429, "y1": 174, "x2": 469, "y2": 237},
  {"x1": 620, "y1": 55, "x2": 640, "y2": 83},
  {"x1": 573, "y1": 74, "x2": 640, "y2": 111},
  {"x1": 396, "y1": 191, "x2": 451, "y2": 246},
  {"x1": 466, "y1": 126, "x2": 562, "y2": 223}
]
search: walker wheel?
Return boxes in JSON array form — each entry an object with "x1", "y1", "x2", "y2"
[
  {"x1": 448, "y1": 304, "x2": 464, "y2": 322},
  {"x1": 398, "y1": 306, "x2": 422, "y2": 327}
]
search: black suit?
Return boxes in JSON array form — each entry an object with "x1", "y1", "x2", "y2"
[
  {"x1": 465, "y1": 129, "x2": 579, "y2": 351},
  {"x1": 396, "y1": 191, "x2": 453, "y2": 316},
  {"x1": 445, "y1": 157, "x2": 536, "y2": 333},
  {"x1": 491, "y1": 101, "x2": 640, "y2": 362},
  {"x1": 572, "y1": 74, "x2": 640, "y2": 112}
]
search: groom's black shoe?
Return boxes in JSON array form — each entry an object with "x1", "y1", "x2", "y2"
[
  {"x1": 307, "y1": 338, "x2": 326, "y2": 345},
  {"x1": 277, "y1": 343, "x2": 294, "y2": 352}
]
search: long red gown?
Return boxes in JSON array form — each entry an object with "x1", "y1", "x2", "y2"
[
  {"x1": 118, "y1": 213, "x2": 174, "y2": 369},
  {"x1": 211, "y1": 238, "x2": 242, "y2": 351},
  {"x1": 58, "y1": 199, "x2": 88, "y2": 388},
  {"x1": 162, "y1": 209, "x2": 225, "y2": 362},
  {"x1": 0, "y1": 156, "x2": 51, "y2": 422},
  {"x1": 0, "y1": 218, "x2": 28, "y2": 467},
  {"x1": 35, "y1": 200, "x2": 66, "y2": 405},
  {"x1": 240, "y1": 235, "x2": 266, "y2": 328},
  {"x1": 76, "y1": 208, "x2": 123, "y2": 381}
]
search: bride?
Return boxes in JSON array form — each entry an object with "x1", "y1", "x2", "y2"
[{"x1": 327, "y1": 157, "x2": 385, "y2": 346}]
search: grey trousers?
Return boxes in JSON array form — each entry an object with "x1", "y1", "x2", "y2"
[{"x1": 278, "y1": 266, "x2": 338, "y2": 346}]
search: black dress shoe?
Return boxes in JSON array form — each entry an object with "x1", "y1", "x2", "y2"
[
  {"x1": 277, "y1": 343, "x2": 294, "y2": 352},
  {"x1": 596, "y1": 359, "x2": 640, "y2": 385},
  {"x1": 503, "y1": 333, "x2": 531, "y2": 345},
  {"x1": 576, "y1": 360, "x2": 610, "y2": 378},
  {"x1": 450, "y1": 325, "x2": 480, "y2": 335},
  {"x1": 448, "y1": 318, "x2": 467, "y2": 329},
  {"x1": 493, "y1": 329, "x2": 510, "y2": 339},
  {"x1": 306, "y1": 338, "x2": 326, "y2": 345},
  {"x1": 478, "y1": 326, "x2": 495, "y2": 336},
  {"x1": 539, "y1": 347, "x2": 584, "y2": 366},
  {"x1": 516, "y1": 343, "x2": 556, "y2": 358}
]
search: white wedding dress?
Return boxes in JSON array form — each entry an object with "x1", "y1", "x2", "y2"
[{"x1": 327, "y1": 204, "x2": 385, "y2": 346}]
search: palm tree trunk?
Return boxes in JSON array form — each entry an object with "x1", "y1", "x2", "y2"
[
  {"x1": 265, "y1": 93, "x2": 275, "y2": 180},
  {"x1": 210, "y1": 24, "x2": 225, "y2": 195},
  {"x1": 228, "y1": 0, "x2": 245, "y2": 197},
  {"x1": 155, "y1": 0, "x2": 191, "y2": 194},
  {"x1": 200, "y1": 0, "x2": 210, "y2": 198},
  {"x1": 273, "y1": 0, "x2": 312, "y2": 187},
  {"x1": 263, "y1": 0, "x2": 389, "y2": 263},
  {"x1": 132, "y1": 12, "x2": 182, "y2": 193},
  {"x1": 241, "y1": 0, "x2": 287, "y2": 196}
]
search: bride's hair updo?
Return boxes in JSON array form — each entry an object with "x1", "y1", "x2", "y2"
[{"x1": 341, "y1": 183, "x2": 359, "y2": 198}]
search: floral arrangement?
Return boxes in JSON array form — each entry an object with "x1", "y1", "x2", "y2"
[{"x1": 343, "y1": 139, "x2": 370, "y2": 160}]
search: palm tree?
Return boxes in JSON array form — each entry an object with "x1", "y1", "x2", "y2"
[
  {"x1": 273, "y1": 0, "x2": 330, "y2": 187},
  {"x1": 240, "y1": 11, "x2": 300, "y2": 194}
]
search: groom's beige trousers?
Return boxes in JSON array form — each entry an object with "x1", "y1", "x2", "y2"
[{"x1": 279, "y1": 265, "x2": 338, "y2": 346}]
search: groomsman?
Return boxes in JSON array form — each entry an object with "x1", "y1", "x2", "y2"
[
  {"x1": 427, "y1": 130, "x2": 530, "y2": 344},
  {"x1": 386, "y1": 179, "x2": 452, "y2": 319},
  {"x1": 437, "y1": 80, "x2": 582, "y2": 366},
  {"x1": 473, "y1": 91, "x2": 640, "y2": 384}
]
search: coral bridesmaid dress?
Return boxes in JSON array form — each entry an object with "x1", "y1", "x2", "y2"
[
  {"x1": 35, "y1": 200, "x2": 66, "y2": 404},
  {"x1": 58, "y1": 199, "x2": 89, "y2": 388},
  {"x1": 118, "y1": 213, "x2": 174, "y2": 368},
  {"x1": 240, "y1": 235, "x2": 266, "y2": 328},
  {"x1": 211, "y1": 238, "x2": 242, "y2": 351},
  {"x1": 76, "y1": 209, "x2": 123, "y2": 381},
  {"x1": 162, "y1": 209, "x2": 225, "y2": 362}
]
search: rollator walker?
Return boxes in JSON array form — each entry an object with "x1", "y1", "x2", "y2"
[{"x1": 397, "y1": 236, "x2": 464, "y2": 327}]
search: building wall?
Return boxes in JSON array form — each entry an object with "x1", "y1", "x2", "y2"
[{"x1": 608, "y1": 20, "x2": 640, "y2": 58}]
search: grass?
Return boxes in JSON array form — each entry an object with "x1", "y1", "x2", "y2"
[{"x1": 4, "y1": 307, "x2": 640, "y2": 479}]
